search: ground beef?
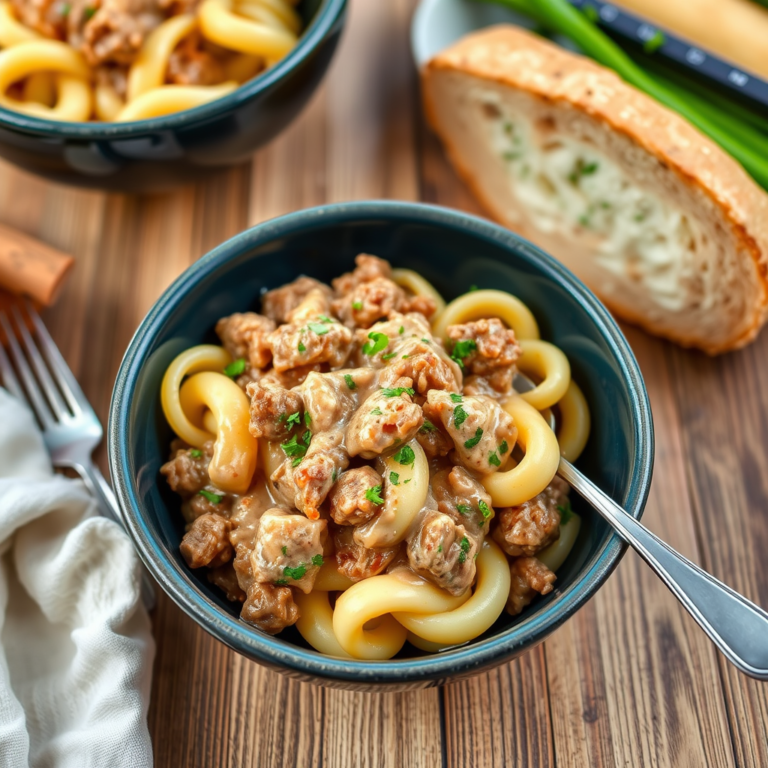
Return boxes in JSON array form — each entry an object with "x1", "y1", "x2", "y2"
[
  {"x1": 246, "y1": 380, "x2": 305, "y2": 440},
  {"x1": 378, "y1": 337, "x2": 462, "y2": 396},
  {"x1": 160, "y1": 440, "x2": 213, "y2": 498},
  {"x1": 241, "y1": 582, "x2": 299, "y2": 634},
  {"x1": 493, "y1": 477, "x2": 568, "y2": 557},
  {"x1": 267, "y1": 316, "x2": 353, "y2": 372},
  {"x1": 250, "y1": 509, "x2": 326, "y2": 594},
  {"x1": 332, "y1": 254, "x2": 392, "y2": 296},
  {"x1": 180, "y1": 513, "x2": 233, "y2": 569},
  {"x1": 261, "y1": 276, "x2": 333, "y2": 324},
  {"x1": 415, "y1": 418, "x2": 454, "y2": 459},
  {"x1": 260, "y1": 363, "x2": 324, "y2": 389},
  {"x1": 285, "y1": 287, "x2": 333, "y2": 325},
  {"x1": 447, "y1": 318, "x2": 521, "y2": 394},
  {"x1": 506, "y1": 557, "x2": 556, "y2": 615},
  {"x1": 292, "y1": 429, "x2": 349, "y2": 519},
  {"x1": 207, "y1": 563, "x2": 246, "y2": 602},
  {"x1": 333, "y1": 525, "x2": 398, "y2": 582},
  {"x1": 296, "y1": 370, "x2": 364, "y2": 434},
  {"x1": 166, "y1": 32, "x2": 224, "y2": 86},
  {"x1": 329, "y1": 466, "x2": 383, "y2": 525},
  {"x1": 407, "y1": 509, "x2": 476, "y2": 596},
  {"x1": 431, "y1": 466, "x2": 493, "y2": 538},
  {"x1": 346, "y1": 384, "x2": 423, "y2": 459},
  {"x1": 424, "y1": 391, "x2": 518, "y2": 475},
  {"x1": 216, "y1": 312, "x2": 275, "y2": 370}
]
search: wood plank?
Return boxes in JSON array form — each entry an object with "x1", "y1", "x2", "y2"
[{"x1": 666, "y1": 336, "x2": 768, "y2": 768}]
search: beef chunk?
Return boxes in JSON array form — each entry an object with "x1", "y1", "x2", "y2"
[
  {"x1": 329, "y1": 466, "x2": 384, "y2": 525},
  {"x1": 241, "y1": 582, "x2": 299, "y2": 634},
  {"x1": 431, "y1": 466, "x2": 494, "y2": 537},
  {"x1": 292, "y1": 430, "x2": 349, "y2": 519},
  {"x1": 160, "y1": 440, "x2": 213, "y2": 498},
  {"x1": 180, "y1": 513, "x2": 233, "y2": 569},
  {"x1": 246, "y1": 380, "x2": 305, "y2": 440},
  {"x1": 333, "y1": 525, "x2": 398, "y2": 582},
  {"x1": 207, "y1": 563, "x2": 246, "y2": 602},
  {"x1": 506, "y1": 557, "x2": 556, "y2": 615},
  {"x1": 415, "y1": 418, "x2": 454, "y2": 459},
  {"x1": 267, "y1": 316, "x2": 353, "y2": 372},
  {"x1": 261, "y1": 276, "x2": 333, "y2": 324},
  {"x1": 216, "y1": 312, "x2": 275, "y2": 370},
  {"x1": 332, "y1": 254, "x2": 392, "y2": 295}
]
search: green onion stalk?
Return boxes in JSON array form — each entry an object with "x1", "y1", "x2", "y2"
[{"x1": 475, "y1": 0, "x2": 768, "y2": 190}]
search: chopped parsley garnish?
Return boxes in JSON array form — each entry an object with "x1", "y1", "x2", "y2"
[
  {"x1": 304, "y1": 411, "x2": 312, "y2": 426},
  {"x1": 311, "y1": 554, "x2": 324, "y2": 567},
  {"x1": 499, "y1": 440, "x2": 509, "y2": 455},
  {"x1": 437, "y1": 544, "x2": 443, "y2": 553},
  {"x1": 344, "y1": 373, "x2": 357, "y2": 390},
  {"x1": 332, "y1": 468, "x2": 338, "y2": 482},
  {"x1": 381, "y1": 386, "x2": 415, "y2": 398},
  {"x1": 371, "y1": 407, "x2": 383, "y2": 416},
  {"x1": 365, "y1": 485, "x2": 384, "y2": 505},
  {"x1": 557, "y1": 500, "x2": 574, "y2": 525},
  {"x1": 402, "y1": 354, "x2": 410, "y2": 359},
  {"x1": 419, "y1": 420, "x2": 436, "y2": 434},
  {"x1": 281, "y1": 430, "x2": 311, "y2": 464},
  {"x1": 352, "y1": 301, "x2": 363, "y2": 311},
  {"x1": 393, "y1": 445, "x2": 415, "y2": 465},
  {"x1": 283, "y1": 564, "x2": 307, "y2": 581},
  {"x1": 198, "y1": 489, "x2": 222, "y2": 504},
  {"x1": 223, "y1": 358, "x2": 246, "y2": 378},
  {"x1": 363, "y1": 331, "x2": 389, "y2": 356},
  {"x1": 468, "y1": 285, "x2": 479, "y2": 292},
  {"x1": 281, "y1": 546, "x2": 288, "y2": 555},
  {"x1": 478, "y1": 500, "x2": 492, "y2": 520},
  {"x1": 456, "y1": 504, "x2": 472, "y2": 516},
  {"x1": 61, "y1": 2, "x2": 71, "y2": 16},
  {"x1": 292, "y1": 457, "x2": 303, "y2": 467},
  {"x1": 285, "y1": 411, "x2": 301, "y2": 429},
  {"x1": 404, "y1": 478, "x2": 411, "y2": 484},
  {"x1": 421, "y1": 338, "x2": 431, "y2": 344},
  {"x1": 458, "y1": 536, "x2": 471, "y2": 564},
  {"x1": 488, "y1": 450, "x2": 501, "y2": 467},
  {"x1": 389, "y1": 471, "x2": 400, "y2": 486},
  {"x1": 318, "y1": 315, "x2": 334, "y2": 324},
  {"x1": 297, "y1": 341, "x2": 306, "y2": 353},
  {"x1": 453, "y1": 404, "x2": 468, "y2": 428},
  {"x1": 308, "y1": 321, "x2": 330, "y2": 335},
  {"x1": 382, "y1": 352, "x2": 397, "y2": 361},
  {"x1": 189, "y1": 449, "x2": 202, "y2": 458},
  {"x1": 464, "y1": 427, "x2": 483, "y2": 449},
  {"x1": 83, "y1": 5, "x2": 95, "y2": 19},
  {"x1": 274, "y1": 579, "x2": 288, "y2": 586},
  {"x1": 569, "y1": 158, "x2": 599, "y2": 184},
  {"x1": 643, "y1": 29, "x2": 665, "y2": 54},
  {"x1": 451, "y1": 339, "x2": 477, "y2": 369},
  {"x1": 449, "y1": 393, "x2": 463, "y2": 403},
  {"x1": 398, "y1": 326, "x2": 404, "y2": 334}
]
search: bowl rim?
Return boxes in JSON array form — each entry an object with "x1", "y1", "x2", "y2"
[
  {"x1": 109, "y1": 200, "x2": 655, "y2": 684},
  {"x1": 0, "y1": 0, "x2": 347, "y2": 138}
]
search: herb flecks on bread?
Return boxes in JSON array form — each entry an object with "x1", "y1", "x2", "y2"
[{"x1": 422, "y1": 26, "x2": 768, "y2": 354}]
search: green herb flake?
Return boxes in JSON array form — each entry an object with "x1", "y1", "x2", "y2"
[
  {"x1": 283, "y1": 564, "x2": 307, "y2": 581},
  {"x1": 198, "y1": 489, "x2": 223, "y2": 504},
  {"x1": 308, "y1": 321, "x2": 329, "y2": 336},
  {"x1": 643, "y1": 29, "x2": 665, "y2": 54},
  {"x1": 311, "y1": 554, "x2": 324, "y2": 567},
  {"x1": 223, "y1": 358, "x2": 247, "y2": 378},
  {"x1": 458, "y1": 536, "x2": 471, "y2": 564},
  {"x1": 453, "y1": 404, "x2": 468, "y2": 428},
  {"x1": 83, "y1": 5, "x2": 95, "y2": 19},
  {"x1": 304, "y1": 411, "x2": 312, "y2": 426},
  {"x1": 463, "y1": 427, "x2": 483, "y2": 449},
  {"x1": 389, "y1": 471, "x2": 400, "y2": 486},
  {"x1": 274, "y1": 579, "x2": 288, "y2": 586},
  {"x1": 297, "y1": 341, "x2": 306, "y2": 353},
  {"x1": 285, "y1": 411, "x2": 301, "y2": 429},
  {"x1": 363, "y1": 331, "x2": 389, "y2": 356},
  {"x1": 478, "y1": 500, "x2": 492, "y2": 520},
  {"x1": 352, "y1": 301, "x2": 363, "y2": 310},
  {"x1": 402, "y1": 354, "x2": 410, "y2": 359},
  {"x1": 398, "y1": 325, "x2": 404, "y2": 334},
  {"x1": 468, "y1": 285, "x2": 479, "y2": 292},
  {"x1": 499, "y1": 440, "x2": 509, "y2": 455},
  {"x1": 292, "y1": 457, "x2": 303, "y2": 467},
  {"x1": 456, "y1": 504, "x2": 472, "y2": 516},
  {"x1": 381, "y1": 386, "x2": 415, "y2": 398},
  {"x1": 404, "y1": 478, "x2": 411, "y2": 484},
  {"x1": 344, "y1": 373, "x2": 357, "y2": 390},
  {"x1": 419, "y1": 420, "x2": 436, "y2": 434},
  {"x1": 382, "y1": 352, "x2": 397, "y2": 361},
  {"x1": 281, "y1": 430, "x2": 311, "y2": 461},
  {"x1": 189, "y1": 449, "x2": 202, "y2": 458},
  {"x1": 449, "y1": 393, "x2": 463, "y2": 403},
  {"x1": 61, "y1": 2, "x2": 71, "y2": 16},
  {"x1": 393, "y1": 445, "x2": 415, "y2": 466},
  {"x1": 557, "y1": 500, "x2": 574, "y2": 525},
  {"x1": 488, "y1": 451, "x2": 501, "y2": 467},
  {"x1": 365, "y1": 485, "x2": 384, "y2": 505},
  {"x1": 332, "y1": 468, "x2": 338, "y2": 482},
  {"x1": 569, "y1": 158, "x2": 599, "y2": 184},
  {"x1": 437, "y1": 544, "x2": 443, "y2": 553},
  {"x1": 281, "y1": 546, "x2": 288, "y2": 556},
  {"x1": 451, "y1": 339, "x2": 477, "y2": 369},
  {"x1": 371, "y1": 407, "x2": 383, "y2": 416},
  {"x1": 502, "y1": 151, "x2": 520, "y2": 161}
]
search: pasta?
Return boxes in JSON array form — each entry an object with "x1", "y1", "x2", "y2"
[
  {"x1": 0, "y1": 0, "x2": 302, "y2": 122},
  {"x1": 158, "y1": 255, "x2": 591, "y2": 659}
]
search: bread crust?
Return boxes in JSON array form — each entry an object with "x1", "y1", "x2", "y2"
[{"x1": 422, "y1": 25, "x2": 768, "y2": 354}]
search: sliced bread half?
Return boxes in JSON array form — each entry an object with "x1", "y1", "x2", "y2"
[{"x1": 422, "y1": 26, "x2": 768, "y2": 354}]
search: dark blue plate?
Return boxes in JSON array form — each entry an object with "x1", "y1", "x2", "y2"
[
  {"x1": 108, "y1": 201, "x2": 654, "y2": 690},
  {"x1": 0, "y1": 0, "x2": 346, "y2": 191}
]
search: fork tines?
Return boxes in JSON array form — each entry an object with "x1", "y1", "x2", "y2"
[{"x1": 0, "y1": 301, "x2": 81, "y2": 427}]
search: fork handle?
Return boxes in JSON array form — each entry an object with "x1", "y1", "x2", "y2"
[
  {"x1": 70, "y1": 461, "x2": 157, "y2": 612},
  {"x1": 558, "y1": 458, "x2": 768, "y2": 680}
]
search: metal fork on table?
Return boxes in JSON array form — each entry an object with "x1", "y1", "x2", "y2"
[{"x1": 0, "y1": 300, "x2": 155, "y2": 610}]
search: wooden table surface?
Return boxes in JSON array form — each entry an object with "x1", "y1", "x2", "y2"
[{"x1": 4, "y1": 0, "x2": 766, "y2": 765}]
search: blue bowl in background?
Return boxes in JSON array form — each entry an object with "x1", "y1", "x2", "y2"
[
  {"x1": 0, "y1": 0, "x2": 346, "y2": 192},
  {"x1": 109, "y1": 201, "x2": 654, "y2": 690}
]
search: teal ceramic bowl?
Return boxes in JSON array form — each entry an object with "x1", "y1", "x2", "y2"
[
  {"x1": 109, "y1": 201, "x2": 654, "y2": 690},
  {"x1": 0, "y1": 0, "x2": 345, "y2": 191}
]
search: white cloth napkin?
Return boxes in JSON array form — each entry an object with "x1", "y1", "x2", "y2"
[{"x1": 0, "y1": 388, "x2": 154, "y2": 768}]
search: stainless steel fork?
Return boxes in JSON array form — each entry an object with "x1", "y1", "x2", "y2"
[{"x1": 0, "y1": 300, "x2": 155, "y2": 610}]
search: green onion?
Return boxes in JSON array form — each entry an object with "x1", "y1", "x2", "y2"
[
  {"x1": 363, "y1": 332, "x2": 389, "y2": 356},
  {"x1": 365, "y1": 485, "x2": 385, "y2": 505},
  {"x1": 223, "y1": 358, "x2": 246, "y2": 378},
  {"x1": 198, "y1": 489, "x2": 222, "y2": 504}
]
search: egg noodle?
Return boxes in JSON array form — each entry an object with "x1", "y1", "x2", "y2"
[
  {"x1": 0, "y1": 0, "x2": 300, "y2": 121},
  {"x1": 160, "y1": 265, "x2": 591, "y2": 660}
]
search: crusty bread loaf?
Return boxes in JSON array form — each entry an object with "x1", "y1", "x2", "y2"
[{"x1": 422, "y1": 26, "x2": 768, "y2": 354}]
